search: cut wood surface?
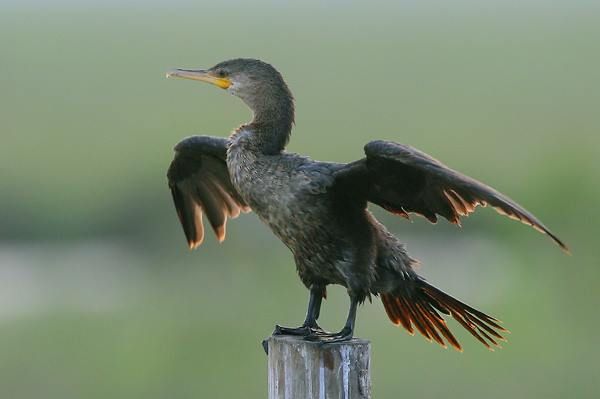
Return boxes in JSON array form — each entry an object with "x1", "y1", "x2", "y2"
[{"x1": 267, "y1": 335, "x2": 371, "y2": 399}]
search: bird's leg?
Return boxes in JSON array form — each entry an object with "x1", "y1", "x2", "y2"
[
  {"x1": 273, "y1": 285, "x2": 326, "y2": 336},
  {"x1": 306, "y1": 295, "x2": 358, "y2": 343}
]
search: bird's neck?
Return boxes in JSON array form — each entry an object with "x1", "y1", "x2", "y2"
[{"x1": 238, "y1": 92, "x2": 295, "y2": 155}]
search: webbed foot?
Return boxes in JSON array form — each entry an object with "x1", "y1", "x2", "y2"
[
  {"x1": 273, "y1": 323, "x2": 326, "y2": 336},
  {"x1": 304, "y1": 326, "x2": 353, "y2": 344},
  {"x1": 262, "y1": 323, "x2": 328, "y2": 355}
]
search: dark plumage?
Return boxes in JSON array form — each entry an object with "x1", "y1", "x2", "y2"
[{"x1": 166, "y1": 58, "x2": 568, "y2": 351}]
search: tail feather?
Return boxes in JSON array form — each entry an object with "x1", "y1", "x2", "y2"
[
  {"x1": 403, "y1": 297, "x2": 432, "y2": 341},
  {"x1": 420, "y1": 302, "x2": 462, "y2": 350},
  {"x1": 415, "y1": 302, "x2": 445, "y2": 347},
  {"x1": 381, "y1": 295, "x2": 413, "y2": 334},
  {"x1": 381, "y1": 279, "x2": 508, "y2": 351}
]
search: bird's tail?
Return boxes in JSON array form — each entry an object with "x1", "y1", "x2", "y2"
[{"x1": 380, "y1": 278, "x2": 508, "y2": 351}]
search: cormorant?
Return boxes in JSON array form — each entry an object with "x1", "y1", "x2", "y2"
[{"x1": 166, "y1": 58, "x2": 568, "y2": 351}]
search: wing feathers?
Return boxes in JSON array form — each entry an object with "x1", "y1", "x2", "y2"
[
  {"x1": 167, "y1": 136, "x2": 249, "y2": 248},
  {"x1": 362, "y1": 140, "x2": 568, "y2": 252},
  {"x1": 193, "y1": 180, "x2": 227, "y2": 238},
  {"x1": 169, "y1": 185, "x2": 205, "y2": 249}
]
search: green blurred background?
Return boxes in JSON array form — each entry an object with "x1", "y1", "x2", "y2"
[{"x1": 1, "y1": 0, "x2": 598, "y2": 397}]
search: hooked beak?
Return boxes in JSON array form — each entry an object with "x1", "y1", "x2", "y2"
[{"x1": 166, "y1": 68, "x2": 232, "y2": 89}]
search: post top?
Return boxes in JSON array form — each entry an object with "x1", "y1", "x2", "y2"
[
  {"x1": 267, "y1": 335, "x2": 370, "y2": 347},
  {"x1": 267, "y1": 334, "x2": 372, "y2": 398}
]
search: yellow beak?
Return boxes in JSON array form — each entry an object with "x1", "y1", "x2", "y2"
[{"x1": 166, "y1": 68, "x2": 232, "y2": 89}]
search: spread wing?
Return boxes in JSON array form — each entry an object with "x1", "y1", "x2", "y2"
[
  {"x1": 167, "y1": 136, "x2": 250, "y2": 249},
  {"x1": 337, "y1": 140, "x2": 568, "y2": 252}
]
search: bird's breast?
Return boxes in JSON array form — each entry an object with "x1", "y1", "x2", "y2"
[
  {"x1": 227, "y1": 151, "x2": 300, "y2": 216},
  {"x1": 226, "y1": 146, "x2": 332, "y2": 251}
]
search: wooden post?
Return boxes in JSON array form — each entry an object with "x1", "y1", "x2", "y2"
[{"x1": 266, "y1": 335, "x2": 371, "y2": 399}]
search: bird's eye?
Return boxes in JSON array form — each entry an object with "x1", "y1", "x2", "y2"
[{"x1": 217, "y1": 70, "x2": 227, "y2": 78}]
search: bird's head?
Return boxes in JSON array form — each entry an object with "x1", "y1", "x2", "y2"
[{"x1": 166, "y1": 58, "x2": 293, "y2": 118}]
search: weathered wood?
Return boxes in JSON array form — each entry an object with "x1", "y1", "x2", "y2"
[{"x1": 267, "y1": 335, "x2": 371, "y2": 399}]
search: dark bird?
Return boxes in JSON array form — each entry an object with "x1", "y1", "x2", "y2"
[{"x1": 166, "y1": 58, "x2": 568, "y2": 351}]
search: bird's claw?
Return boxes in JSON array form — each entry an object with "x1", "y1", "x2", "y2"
[
  {"x1": 272, "y1": 323, "x2": 326, "y2": 337},
  {"x1": 263, "y1": 323, "x2": 327, "y2": 355},
  {"x1": 304, "y1": 326, "x2": 353, "y2": 344}
]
